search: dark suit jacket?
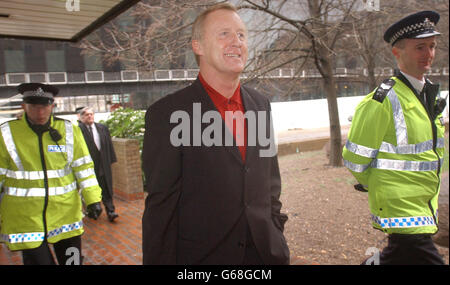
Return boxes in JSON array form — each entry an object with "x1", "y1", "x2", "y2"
[
  {"x1": 79, "y1": 122, "x2": 117, "y2": 195},
  {"x1": 141, "y1": 79, "x2": 289, "y2": 265}
]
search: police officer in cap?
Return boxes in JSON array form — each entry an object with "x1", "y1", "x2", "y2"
[
  {"x1": 0, "y1": 83, "x2": 103, "y2": 265},
  {"x1": 343, "y1": 11, "x2": 446, "y2": 265}
]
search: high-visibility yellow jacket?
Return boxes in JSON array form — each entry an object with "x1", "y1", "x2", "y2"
[
  {"x1": 342, "y1": 76, "x2": 445, "y2": 235},
  {"x1": 0, "y1": 114, "x2": 102, "y2": 251}
]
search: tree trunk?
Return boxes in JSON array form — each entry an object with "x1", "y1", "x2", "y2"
[
  {"x1": 322, "y1": 60, "x2": 343, "y2": 167},
  {"x1": 308, "y1": 0, "x2": 342, "y2": 167},
  {"x1": 367, "y1": 57, "x2": 377, "y2": 91}
]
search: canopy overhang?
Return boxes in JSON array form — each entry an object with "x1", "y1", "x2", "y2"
[{"x1": 0, "y1": 0, "x2": 141, "y2": 42}]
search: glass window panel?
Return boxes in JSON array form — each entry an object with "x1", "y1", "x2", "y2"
[
  {"x1": 4, "y1": 50, "x2": 25, "y2": 73},
  {"x1": 46, "y1": 50, "x2": 66, "y2": 72}
]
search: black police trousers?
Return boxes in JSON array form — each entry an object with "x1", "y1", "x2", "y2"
[
  {"x1": 22, "y1": 235, "x2": 82, "y2": 265},
  {"x1": 365, "y1": 233, "x2": 445, "y2": 265}
]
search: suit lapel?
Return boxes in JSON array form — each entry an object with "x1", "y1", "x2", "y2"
[
  {"x1": 81, "y1": 123, "x2": 93, "y2": 141},
  {"x1": 191, "y1": 79, "x2": 244, "y2": 165},
  {"x1": 240, "y1": 86, "x2": 258, "y2": 166}
]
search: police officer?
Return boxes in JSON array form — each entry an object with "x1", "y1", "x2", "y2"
[
  {"x1": 343, "y1": 11, "x2": 446, "y2": 265},
  {"x1": 0, "y1": 83, "x2": 103, "y2": 265}
]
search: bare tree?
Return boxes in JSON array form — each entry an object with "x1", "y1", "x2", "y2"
[
  {"x1": 347, "y1": 0, "x2": 449, "y2": 90},
  {"x1": 239, "y1": 0, "x2": 364, "y2": 166},
  {"x1": 239, "y1": 0, "x2": 448, "y2": 166},
  {"x1": 79, "y1": 0, "x2": 217, "y2": 70}
]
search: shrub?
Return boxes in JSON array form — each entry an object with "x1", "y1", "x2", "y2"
[{"x1": 100, "y1": 107, "x2": 145, "y2": 150}]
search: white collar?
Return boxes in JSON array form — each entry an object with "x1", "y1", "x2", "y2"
[{"x1": 400, "y1": 71, "x2": 425, "y2": 93}]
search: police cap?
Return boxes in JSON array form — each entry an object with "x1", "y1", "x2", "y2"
[
  {"x1": 18, "y1": 83, "x2": 58, "y2": 105},
  {"x1": 384, "y1": 10, "x2": 440, "y2": 46}
]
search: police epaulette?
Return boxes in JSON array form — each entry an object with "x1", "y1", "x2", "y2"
[{"x1": 372, "y1": 79, "x2": 396, "y2": 103}]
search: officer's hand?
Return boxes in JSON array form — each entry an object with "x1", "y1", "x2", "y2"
[
  {"x1": 87, "y1": 202, "x2": 102, "y2": 220},
  {"x1": 354, "y1": 184, "x2": 368, "y2": 192}
]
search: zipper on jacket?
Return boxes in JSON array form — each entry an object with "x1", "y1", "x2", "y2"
[
  {"x1": 425, "y1": 93, "x2": 440, "y2": 231},
  {"x1": 38, "y1": 133, "x2": 50, "y2": 242},
  {"x1": 395, "y1": 74, "x2": 441, "y2": 229}
]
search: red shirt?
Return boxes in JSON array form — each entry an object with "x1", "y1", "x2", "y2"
[{"x1": 198, "y1": 73, "x2": 247, "y2": 162}]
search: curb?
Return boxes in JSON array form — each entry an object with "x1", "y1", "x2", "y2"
[{"x1": 278, "y1": 138, "x2": 330, "y2": 156}]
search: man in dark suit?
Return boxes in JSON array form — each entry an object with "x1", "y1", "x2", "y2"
[
  {"x1": 141, "y1": 3, "x2": 289, "y2": 265},
  {"x1": 79, "y1": 107, "x2": 119, "y2": 222}
]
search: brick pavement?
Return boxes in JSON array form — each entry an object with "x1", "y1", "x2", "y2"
[
  {"x1": 1, "y1": 194, "x2": 314, "y2": 265},
  {"x1": 0, "y1": 196, "x2": 144, "y2": 265}
]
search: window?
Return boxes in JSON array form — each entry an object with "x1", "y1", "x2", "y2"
[
  {"x1": 46, "y1": 50, "x2": 66, "y2": 72},
  {"x1": 4, "y1": 50, "x2": 25, "y2": 73}
]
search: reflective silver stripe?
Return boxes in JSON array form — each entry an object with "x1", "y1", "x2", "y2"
[
  {"x1": 2, "y1": 221, "x2": 83, "y2": 244},
  {"x1": 1, "y1": 121, "x2": 75, "y2": 175},
  {"x1": 343, "y1": 159, "x2": 370, "y2": 173},
  {"x1": 4, "y1": 181, "x2": 77, "y2": 197},
  {"x1": 345, "y1": 140, "x2": 378, "y2": 158},
  {"x1": 79, "y1": 177, "x2": 98, "y2": 190},
  {"x1": 371, "y1": 214, "x2": 435, "y2": 229},
  {"x1": 0, "y1": 123, "x2": 24, "y2": 171},
  {"x1": 75, "y1": 168, "x2": 95, "y2": 180},
  {"x1": 0, "y1": 167, "x2": 6, "y2": 176},
  {"x1": 5, "y1": 166, "x2": 72, "y2": 180},
  {"x1": 71, "y1": 155, "x2": 93, "y2": 168},
  {"x1": 387, "y1": 90, "x2": 408, "y2": 146},
  {"x1": 65, "y1": 121, "x2": 74, "y2": 165},
  {"x1": 371, "y1": 158, "x2": 443, "y2": 171},
  {"x1": 379, "y1": 138, "x2": 445, "y2": 154}
]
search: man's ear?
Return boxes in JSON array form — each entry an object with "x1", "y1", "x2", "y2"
[
  {"x1": 392, "y1": 46, "x2": 401, "y2": 60},
  {"x1": 192, "y1": 40, "x2": 203, "y2": 56}
]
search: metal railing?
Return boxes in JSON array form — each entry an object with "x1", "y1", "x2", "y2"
[{"x1": 1, "y1": 67, "x2": 448, "y2": 87}]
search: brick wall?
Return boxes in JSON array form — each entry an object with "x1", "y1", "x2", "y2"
[{"x1": 111, "y1": 138, "x2": 144, "y2": 201}]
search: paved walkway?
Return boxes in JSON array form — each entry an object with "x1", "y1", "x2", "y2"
[
  {"x1": 276, "y1": 125, "x2": 351, "y2": 145},
  {"x1": 0, "y1": 197, "x2": 143, "y2": 265}
]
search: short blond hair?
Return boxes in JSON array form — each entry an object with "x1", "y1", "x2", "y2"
[{"x1": 191, "y1": 2, "x2": 238, "y2": 65}]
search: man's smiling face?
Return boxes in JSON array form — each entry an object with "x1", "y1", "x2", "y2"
[{"x1": 194, "y1": 9, "x2": 248, "y2": 77}]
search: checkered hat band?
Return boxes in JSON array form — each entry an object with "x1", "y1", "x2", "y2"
[
  {"x1": 1, "y1": 221, "x2": 83, "y2": 244},
  {"x1": 22, "y1": 90, "x2": 53, "y2": 98},
  {"x1": 371, "y1": 214, "x2": 435, "y2": 229},
  {"x1": 390, "y1": 22, "x2": 435, "y2": 44}
]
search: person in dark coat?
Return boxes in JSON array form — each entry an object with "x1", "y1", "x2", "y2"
[
  {"x1": 141, "y1": 3, "x2": 289, "y2": 265},
  {"x1": 79, "y1": 107, "x2": 119, "y2": 222}
]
